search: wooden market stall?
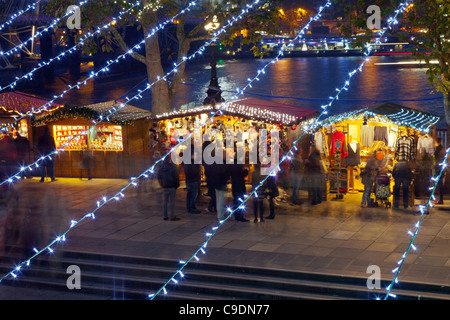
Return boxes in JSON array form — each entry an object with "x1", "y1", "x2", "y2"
[
  {"x1": 313, "y1": 102, "x2": 442, "y2": 205},
  {"x1": 32, "y1": 101, "x2": 152, "y2": 179}
]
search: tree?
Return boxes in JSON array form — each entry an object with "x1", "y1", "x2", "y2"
[
  {"x1": 334, "y1": 0, "x2": 449, "y2": 130},
  {"x1": 43, "y1": 0, "x2": 284, "y2": 116}
]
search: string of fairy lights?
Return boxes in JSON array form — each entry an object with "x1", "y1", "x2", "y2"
[
  {"x1": 0, "y1": 0, "x2": 46, "y2": 33},
  {"x1": 0, "y1": 0, "x2": 199, "y2": 133},
  {"x1": 0, "y1": 1, "x2": 142, "y2": 93},
  {"x1": 0, "y1": 0, "x2": 90, "y2": 58},
  {"x1": 0, "y1": 0, "x2": 268, "y2": 283},
  {"x1": 382, "y1": 146, "x2": 450, "y2": 300},
  {"x1": 148, "y1": 0, "x2": 422, "y2": 300},
  {"x1": 1, "y1": 0, "x2": 444, "y2": 301}
]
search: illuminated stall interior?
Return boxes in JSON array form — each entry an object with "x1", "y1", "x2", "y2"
[
  {"x1": 151, "y1": 97, "x2": 319, "y2": 180},
  {"x1": 0, "y1": 91, "x2": 63, "y2": 145},
  {"x1": 313, "y1": 102, "x2": 442, "y2": 204},
  {"x1": 33, "y1": 101, "x2": 152, "y2": 178}
]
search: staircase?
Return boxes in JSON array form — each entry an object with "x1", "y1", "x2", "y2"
[{"x1": 1, "y1": 249, "x2": 450, "y2": 300}]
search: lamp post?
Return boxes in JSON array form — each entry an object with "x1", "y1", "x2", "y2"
[{"x1": 203, "y1": 15, "x2": 224, "y2": 106}]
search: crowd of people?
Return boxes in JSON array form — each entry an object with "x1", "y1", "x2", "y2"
[{"x1": 156, "y1": 143, "x2": 327, "y2": 222}]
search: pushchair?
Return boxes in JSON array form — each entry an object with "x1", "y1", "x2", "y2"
[{"x1": 372, "y1": 172, "x2": 392, "y2": 208}]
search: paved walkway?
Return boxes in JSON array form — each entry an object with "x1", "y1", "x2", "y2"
[{"x1": 1, "y1": 177, "x2": 450, "y2": 299}]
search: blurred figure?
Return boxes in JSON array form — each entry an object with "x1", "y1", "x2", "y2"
[
  {"x1": 184, "y1": 153, "x2": 201, "y2": 214},
  {"x1": 289, "y1": 148, "x2": 304, "y2": 205},
  {"x1": 360, "y1": 150, "x2": 387, "y2": 208},
  {"x1": 392, "y1": 161, "x2": 413, "y2": 209},
  {"x1": 37, "y1": 127, "x2": 56, "y2": 182},
  {"x1": 230, "y1": 158, "x2": 249, "y2": 222},
  {"x1": 157, "y1": 156, "x2": 180, "y2": 221},
  {"x1": 0, "y1": 130, "x2": 17, "y2": 178},
  {"x1": 434, "y1": 136, "x2": 446, "y2": 205},
  {"x1": 12, "y1": 128, "x2": 31, "y2": 179},
  {"x1": 305, "y1": 146, "x2": 325, "y2": 205},
  {"x1": 252, "y1": 163, "x2": 265, "y2": 222},
  {"x1": 264, "y1": 169, "x2": 278, "y2": 219}
]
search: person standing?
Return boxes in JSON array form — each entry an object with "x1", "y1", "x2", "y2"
[
  {"x1": 306, "y1": 146, "x2": 325, "y2": 205},
  {"x1": 209, "y1": 155, "x2": 231, "y2": 221},
  {"x1": 264, "y1": 171, "x2": 278, "y2": 219},
  {"x1": 434, "y1": 137, "x2": 446, "y2": 204},
  {"x1": 230, "y1": 160, "x2": 249, "y2": 222},
  {"x1": 252, "y1": 163, "x2": 265, "y2": 223},
  {"x1": 157, "y1": 156, "x2": 180, "y2": 221},
  {"x1": 12, "y1": 128, "x2": 31, "y2": 179},
  {"x1": 289, "y1": 149, "x2": 304, "y2": 205},
  {"x1": 361, "y1": 150, "x2": 387, "y2": 207},
  {"x1": 392, "y1": 161, "x2": 413, "y2": 209},
  {"x1": 37, "y1": 127, "x2": 56, "y2": 182},
  {"x1": 184, "y1": 154, "x2": 201, "y2": 214}
]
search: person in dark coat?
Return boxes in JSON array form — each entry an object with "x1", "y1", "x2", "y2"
[
  {"x1": 157, "y1": 155, "x2": 180, "y2": 221},
  {"x1": 37, "y1": 127, "x2": 56, "y2": 182},
  {"x1": 202, "y1": 141, "x2": 216, "y2": 213},
  {"x1": 0, "y1": 131, "x2": 17, "y2": 179},
  {"x1": 184, "y1": 153, "x2": 201, "y2": 214},
  {"x1": 230, "y1": 160, "x2": 249, "y2": 222},
  {"x1": 434, "y1": 137, "x2": 446, "y2": 204},
  {"x1": 208, "y1": 154, "x2": 231, "y2": 221},
  {"x1": 392, "y1": 161, "x2": 413, "y2": 209},
  {"x1": 264, "y1": 172, "x2": 278, "y2": 219},
  {"x1": 12, "y1": 128, "x2": 31, "y2": 179},
  {"x1": 305, "y1": 146, "x2": 324, "y2": 205}
]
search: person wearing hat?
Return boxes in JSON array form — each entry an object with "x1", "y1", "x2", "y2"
[{"x1": 360, "y1": 149, "x2": 387, "y2": 208}]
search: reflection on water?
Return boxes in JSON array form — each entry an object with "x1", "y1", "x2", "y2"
[{"x1": 23, "y1": 55, "x2": 444, "y2": 127}]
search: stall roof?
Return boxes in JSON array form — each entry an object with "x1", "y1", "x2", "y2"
[
  {"x1": 322, "y1": 102, "x2": 441, "y2": 133},
  {"x1": 0, "y1": 91, "x2": 63, "y2": 115},
  {"x1": 86, "y1": 101, "x2": 152, "y2": 122},
  {"x1": 154, "y1": 97, "x2": 319, "y2": 126}
]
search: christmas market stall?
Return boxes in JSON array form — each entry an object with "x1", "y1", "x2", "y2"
[
  {"x1": 313, "y1": 102, "x2": 442, "y2": 206},
  {"x1": 0, "y1": 91, "x2": 63, "y2": 146},
  {"x1": 32, "y1": 101, "x2": 152, "y2": 179},
  {"x1": 150, "y1": 97, "x2": 319, "y2": 182}
]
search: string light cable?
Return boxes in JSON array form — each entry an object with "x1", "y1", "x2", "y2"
[
  {"x1": 0, "y1": 0, "x2": 46, "y2": 33},
  {"x1": 0, "y1": 0, "x2": 90, "y2": 58},
  {"x1": 148, "y1": 0, "x2": 416, "y2": 299},
  {"x1": 0, "y1": 0, "x2": 267, "y2": 284},
  {"x1": 0, "y1": 0, "x2": 199, "y2": 132},
  {"x1": 0, "y1": 1, "x2": 142, "y2": 93},
  {"x1": 381, "y1": 147, "x2": 450, "y2": 300}
]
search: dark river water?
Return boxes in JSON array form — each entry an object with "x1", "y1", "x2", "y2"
[{"x1": 25, "y1": 54, "x2": 445, "y2": 128}]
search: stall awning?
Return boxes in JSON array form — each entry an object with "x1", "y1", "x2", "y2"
[
  {"x1": 322, "y1": 102, "x2": 441, "y2": 133},
  {"x1": 154, "y1": 97, "x2": 319, "y2": 126},
  {"x1": 0, "y1": 91, "x2": 63, "y2": 116},
  {"x1": 86, "y1": 101, "x2": 152, "y2": 122}
]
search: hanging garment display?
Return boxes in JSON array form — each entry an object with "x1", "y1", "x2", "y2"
[
  {"x1": 373, "y1": 126, "x2": 389, "y2": 145},
  {"x1": 360, "y1": 125, "x2": 374, "y2": 148},
  {"x1": 417, "y1": 134, "x2": 434, "y2": 155},
  {"x1": 395, "y1": 135, "x2": 415, "y2": 162},
  {"x1": 330, "y1": 130, "x2": 347, "y2": 158},
  {"x1": 347, "y1": 141, "x2": 361, "y2": 167},
  {"x1": 314, "y1": 130, "x2": 329, "y2": 157}
]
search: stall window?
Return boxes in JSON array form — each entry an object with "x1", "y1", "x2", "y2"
[
  {"x1": 88, "y1": 125, "x2": 123, "y2": 151},
  {"x1": 54, "y1": 125, "x2": 88, "y2": 150}
]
